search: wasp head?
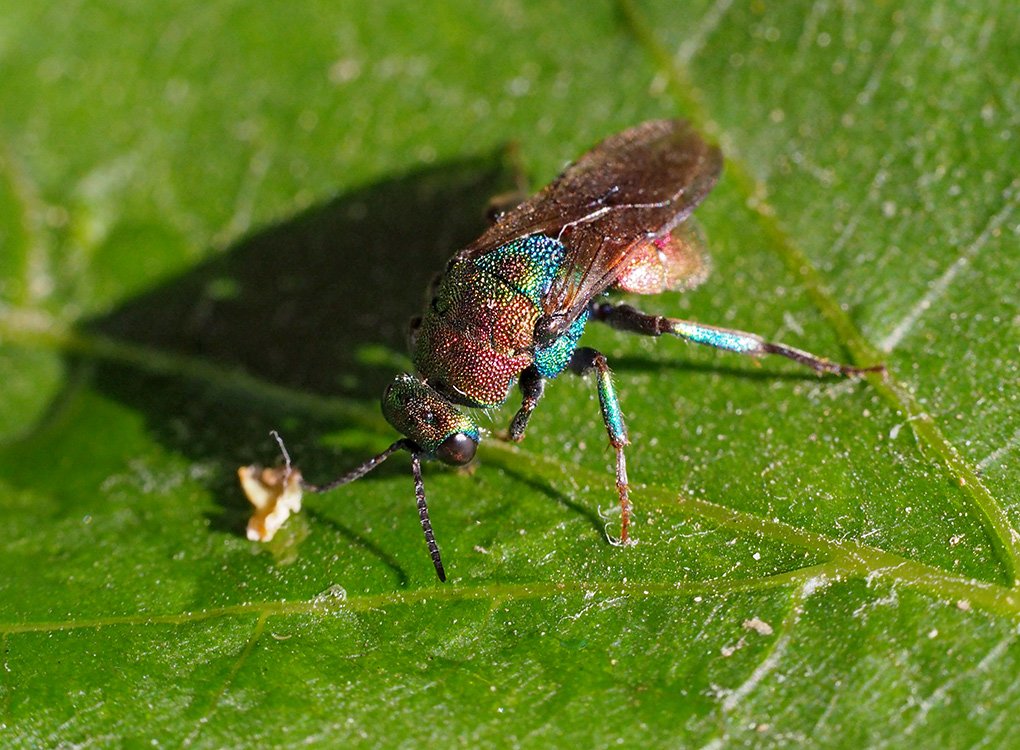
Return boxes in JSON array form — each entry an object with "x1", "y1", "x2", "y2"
[{"x1": 382, "y1": 374, "x2": 479, "y2": 465}]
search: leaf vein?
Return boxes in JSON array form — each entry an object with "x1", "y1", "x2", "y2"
[
  {"x1": 719, "y1": 580, "x2": 809, "y2": 713},
  {"x1": 878, "y1": 175, "x2": 1019, "y2": 352},
  {"x1": 618, "y1": 0, "x2": 1020, "y2": 586},
  {"x1": 182, "y1": 611, "x2": 268, "y2": 748}
]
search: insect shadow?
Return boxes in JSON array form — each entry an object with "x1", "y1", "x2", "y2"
[
  {"x1": 83, "y1": 155, "x2": 515, "y2": 547},
  {"x1": 607, "y1": 354, "x2": 827, "y2": 382}
]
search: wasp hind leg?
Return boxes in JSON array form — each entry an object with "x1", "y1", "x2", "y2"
[
  {"x1": 591, "y1": 302, "x2": 883, "y2": 376},
  {"x1": 568, "y1": 347, "x2": 633, "y2": 546}
]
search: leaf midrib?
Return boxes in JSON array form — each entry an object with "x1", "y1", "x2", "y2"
[{"x1": 0, "y1": 554, "x2": 1014, "y2": 636}]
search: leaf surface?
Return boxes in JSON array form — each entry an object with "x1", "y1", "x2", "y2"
[{"x1": 1, "y1": 1, "x2": 1018, "y2": 747}]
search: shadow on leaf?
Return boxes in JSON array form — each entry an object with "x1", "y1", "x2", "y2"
[
  {"x1": 91, "y1": 157, "x2": 511, "y2": 400},
  {"x1": 81, "y1": 156, "x2": 514, "y2": 556}
]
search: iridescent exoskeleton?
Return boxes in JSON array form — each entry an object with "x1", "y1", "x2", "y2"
[{"x1": 247, "y1": 120, "x2": 881, "y2": 581}]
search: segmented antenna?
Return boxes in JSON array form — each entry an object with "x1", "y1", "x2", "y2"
[
  {"x1": 284, "y1": 435, "x2": 413, "y2": 493},
  {"x1": 269, "y1": 431, "x2": 446, "y2": 581},
  {"x1": 411, "y1": 453, "x2": 446, "y2": 582}
]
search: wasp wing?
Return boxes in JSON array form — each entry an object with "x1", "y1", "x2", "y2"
[
  {"x1": 458, "y1": 119, "x2": 722, "y2": 338},
  {"x1": 614, "y1": 218, "x2": 712, "y2": 295}
]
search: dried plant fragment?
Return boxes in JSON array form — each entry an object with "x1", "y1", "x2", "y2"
[{"x1": 238, "y1": 465, "x2": 304, "y2": 542}]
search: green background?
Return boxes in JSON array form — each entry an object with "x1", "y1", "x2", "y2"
[{"x1": 1, "y1": 1, "x2": 1018, "y2": 747}]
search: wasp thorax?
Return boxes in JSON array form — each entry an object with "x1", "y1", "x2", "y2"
[{"x1": 382, "y1": 373, "x2": 480, "y2": 462}]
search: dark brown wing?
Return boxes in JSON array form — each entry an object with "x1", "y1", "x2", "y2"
[{"x1": 458, "y1": 119, "x2": 722, "y2": 337}]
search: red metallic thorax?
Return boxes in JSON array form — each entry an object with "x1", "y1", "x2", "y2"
[{"x1": 412, "y1": 260, "x2": 541, "y2": 407}]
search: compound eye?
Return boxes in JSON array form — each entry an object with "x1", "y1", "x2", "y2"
[{"x1": 435, "y1": 432, "x2": 477, "y2": 466}]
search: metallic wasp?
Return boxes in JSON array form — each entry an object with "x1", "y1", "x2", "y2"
[{"x1": 245, "y1": 119, "x2": 881, "y2": 581}]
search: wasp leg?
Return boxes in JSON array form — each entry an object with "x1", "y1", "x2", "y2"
[
  {"x1": 508, "y1": 366, "x2": 545, "y2": 442},
  {"x1": 569, "y1": 347, "x2": 633, "y2": 545},
  {"x1": 591, "y1": 302, "x2": 883, "y2": 376}
]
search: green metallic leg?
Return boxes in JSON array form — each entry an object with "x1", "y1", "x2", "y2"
[
  {"x1": 509, "y1": 366, "x2": 545, "y2": 442},
  {"x1": 591, "y1": 302, "x2": 883, "y2": 376},
  {"x1": 569, "y1": 347, "x2": 633, "y2": 545}
]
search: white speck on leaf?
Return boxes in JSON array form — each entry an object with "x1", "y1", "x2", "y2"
[{"x1": 743, "y1": 618, "x2": 774, "y2": 636}]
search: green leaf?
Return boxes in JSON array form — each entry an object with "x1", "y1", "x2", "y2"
[{"x1": 1, "y1": 1, "x2": 1018, "y2": 747}]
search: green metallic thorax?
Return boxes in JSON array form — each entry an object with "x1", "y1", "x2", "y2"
[{"x1": 413, "y1": 234, "x2": 588, "y2": 407}]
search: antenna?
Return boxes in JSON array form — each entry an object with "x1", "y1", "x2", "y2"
[
  {"x1": 411, "y1": 453, "x2": 446, "y2": 582},
  {"x1": 270, "y1": 432, "x2": 446, "y2": 581}
]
